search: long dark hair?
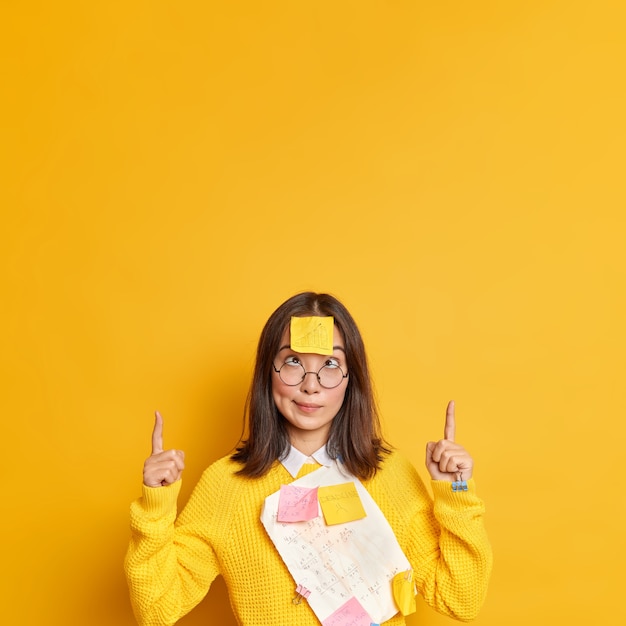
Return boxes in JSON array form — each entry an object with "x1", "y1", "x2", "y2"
[{"x1": 231, "y1": 292, "x2": 389, "y2": 479}]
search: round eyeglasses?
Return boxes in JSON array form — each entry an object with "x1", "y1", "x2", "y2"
[{"x1": 272, "y1": 358, "x2": 349, "y2": 389}]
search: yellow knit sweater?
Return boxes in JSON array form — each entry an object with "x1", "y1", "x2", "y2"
[{"x1": 125, "y1": 451, "x2": 492, "y2": 625}]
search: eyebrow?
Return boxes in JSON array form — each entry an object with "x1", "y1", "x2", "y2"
[{"x1": 278, "y1": 345, "x2": 346, "y2": 353}]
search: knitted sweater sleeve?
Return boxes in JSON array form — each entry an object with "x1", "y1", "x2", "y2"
[
  {"x1": 124, "y1": 471, "x2": 223, "y2": 626},
  {"x1": 378, "y1": 452, "x2": 493, "y2": 622}
]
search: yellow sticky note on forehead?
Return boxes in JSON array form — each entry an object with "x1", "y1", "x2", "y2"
[{"x1": 290, "y1": 316, "x2": 334, "y2": 355}]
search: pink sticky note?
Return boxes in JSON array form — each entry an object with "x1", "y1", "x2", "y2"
[
  {"x1": 322, "y1": 596, "x2": 371, "y2": 626},
  {"x1": 277, "y1": 484, "x2": 319, "y2": 522}
]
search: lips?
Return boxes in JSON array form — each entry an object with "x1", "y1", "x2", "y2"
[{"x1": 294, "y1": 402, "x2": 322, "y2": 412}]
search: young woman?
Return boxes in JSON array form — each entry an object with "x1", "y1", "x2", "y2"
[{"x1": 125, "y1": 292, "x2": 492, "y2": 625}]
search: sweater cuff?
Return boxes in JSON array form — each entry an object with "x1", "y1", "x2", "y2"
[
  {"x1": 430, "y1": 478, "x2": 481, "y2": 508},
  {"x1": 140, "y1": 480, "x2": 182, "y2": 514}
]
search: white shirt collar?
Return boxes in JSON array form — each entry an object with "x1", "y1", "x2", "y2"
[{"x1": 280, "y1": 444, "x2": 334, "y2": 478}]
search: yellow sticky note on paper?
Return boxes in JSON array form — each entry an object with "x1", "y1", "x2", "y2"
[
  {"x1": 318, "y1": 482, "x2": 367, "y2": 525},
  {"x1": 290, "y1": 316, "x2": 334, "y2": 355},
  {"x1": 392, "y1": 570, "x2": 417, "y2": 616}
]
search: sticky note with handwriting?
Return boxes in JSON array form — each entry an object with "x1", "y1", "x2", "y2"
[
  {"x1": 322, "y1": 596, "x2": 371, "y2": 626},
  {"x1": 290, "y1": 316, "x2": 334, "y2": 355},
  {"x1": 277, "y1": 485, "x2": 319, "y2": 522},
  {"x1": 318, "y1": 482, "x2": 366, "y2": 525}
]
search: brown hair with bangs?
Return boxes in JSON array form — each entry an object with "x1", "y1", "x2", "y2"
[{"x1": 231, "y1": 292, "x2": 389, "y2": 479}]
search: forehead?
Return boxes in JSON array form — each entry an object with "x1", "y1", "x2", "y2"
[{"x1": 278, "y1": 324, "x2": 345, "y2": 352}]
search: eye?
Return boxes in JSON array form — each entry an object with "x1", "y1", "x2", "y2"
[
  {"x1": 323, "y1": 358, "x2": 341, "y2": 369},
  {"x1": 283, "y1": 356, "x2": 302, "y2": 367}
]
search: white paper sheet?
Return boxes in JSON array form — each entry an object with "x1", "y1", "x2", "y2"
[{"x1": 261, "y1": 463, "x2": 411, "y2": 625}]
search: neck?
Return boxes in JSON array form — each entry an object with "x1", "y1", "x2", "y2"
[{"x1": 288, "y1": 434, "x2": 328, "y2": 457}]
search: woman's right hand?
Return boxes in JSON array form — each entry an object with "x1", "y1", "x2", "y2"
[{"x1": 143, "y1": 411, "x2": 185, "y2": 487}]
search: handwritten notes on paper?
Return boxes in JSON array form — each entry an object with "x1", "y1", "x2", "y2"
[
  {"x1": 277, "y1": 485, "x2": 319, "y2": 522},
  {"x1": 261, "y1": 463, "x2": 412, "y2": 625}
]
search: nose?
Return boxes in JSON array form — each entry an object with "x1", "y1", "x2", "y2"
[{"x1": 299, "y1": 370, "x2": 322, "y2": 393}]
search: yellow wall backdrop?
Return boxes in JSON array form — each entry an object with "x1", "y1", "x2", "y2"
[{"x1": 2, "y1": 1, "x2": 625, "y2": 624}]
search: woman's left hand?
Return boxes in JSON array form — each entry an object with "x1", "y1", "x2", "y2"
[{"x1": 425, "y1": 400, "x2": 474, "y2": 481}]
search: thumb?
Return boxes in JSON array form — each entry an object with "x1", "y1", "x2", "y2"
[{"x1": 425, "y1": 441, "x2": 436, "y2": 464}]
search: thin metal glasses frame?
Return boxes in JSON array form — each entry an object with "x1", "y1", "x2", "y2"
[{"x1": 272, "y1": 362, "x2": 349, "y2": 389}]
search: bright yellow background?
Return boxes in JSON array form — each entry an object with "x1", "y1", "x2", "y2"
[{"x1": 2, "y1": 1, "x2": 625, "y2": 624}]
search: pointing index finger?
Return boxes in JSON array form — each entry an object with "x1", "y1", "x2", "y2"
[
  {"x1": 152, "y1": 410, "x2": 164, "y2": 455},
  {"x1": 444, "y1": 400, "x2": 456, "y2": 442}
]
